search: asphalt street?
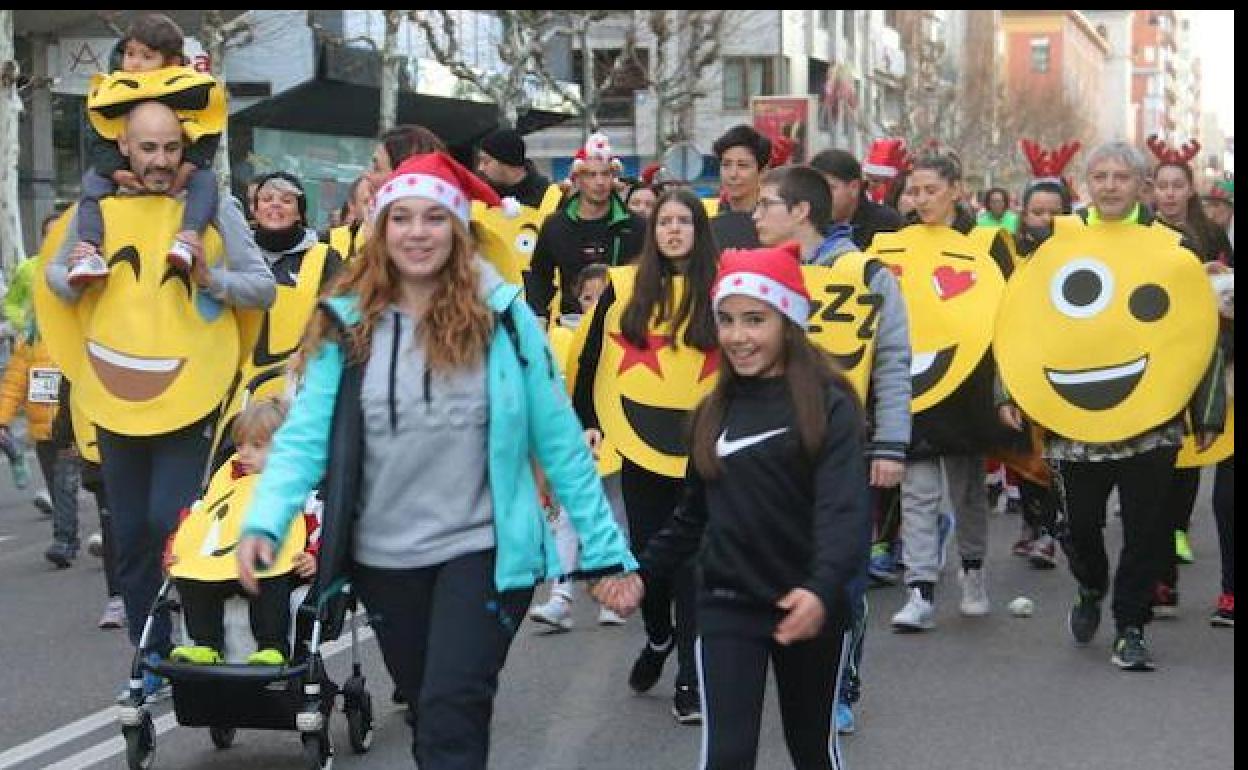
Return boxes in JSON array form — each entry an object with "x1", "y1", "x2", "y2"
[{"x1": 0, "y1": 449, "x2": 1234, "y2": 770}]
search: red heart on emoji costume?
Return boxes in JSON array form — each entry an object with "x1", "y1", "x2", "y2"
[{"x1": 932, "y1": 266, "x2": 976, "y2": 299}]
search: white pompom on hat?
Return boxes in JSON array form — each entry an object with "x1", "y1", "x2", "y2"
[
  {"x1": 569, "y1": 131, "x2": 624, "y2": 176},
  {"x1": 712, "y1": 242, "x2": 812, "y2": 327}
]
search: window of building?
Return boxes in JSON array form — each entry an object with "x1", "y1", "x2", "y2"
[
  {"x1": 571, "y1": 47, "x2": 649, "y2": 125},
  {"x1": 723, "y1": 56, "x2": 777, "y2": 109},
  {"x1": 1030, "y1": 38, "x2": 1050, "y2": 74}
]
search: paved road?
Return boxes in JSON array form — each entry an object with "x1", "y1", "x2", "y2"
[{"x1": 0, "y1": 456, "x2": 1234, "y2": 769}]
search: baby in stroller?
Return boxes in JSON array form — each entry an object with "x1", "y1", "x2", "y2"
[{"x1": 166, "y1": 398, "x2": 320, "y2": 666}]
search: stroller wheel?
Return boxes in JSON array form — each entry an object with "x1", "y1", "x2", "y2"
[
  {"x1": 343, "y1": 679, "x2": 373, "y2": 754},
  {"x1": 209, "y1": 726, "x2": 236, "y2": 749},
  {"x1": 123, "y1": 711, "x2": 155, "y2": 770},
  {"x1": 301, "y1": 728, "x2": 334, "y2": 770}
]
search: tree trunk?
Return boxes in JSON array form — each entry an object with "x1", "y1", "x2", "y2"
[
  {"x1": 201, "y1": 12, "x2": 231, "y2": 192},
  {"x1": 380, "y1": 10, "x2": 402, "y2": 134},
  {"x1": 0, "y1": 9, "x2": 24, "y2": 270},
  {"x1": 579, "y1": 27, "x2": 596, "y2": 141}
]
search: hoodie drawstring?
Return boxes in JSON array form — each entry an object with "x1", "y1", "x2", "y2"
[{"x1": 389, "y1": 311, "x2": 401, "y2": 433}]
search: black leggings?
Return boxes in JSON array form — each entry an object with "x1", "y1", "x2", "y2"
[
  {"x1": 1213, "y1": 457, "x2": 1234, "y2": 595},
  {"x1": 621, "y1": 459, "x2": 697, "y2": 687},
  {"x1": 698, "y1": 597, "x2": 848, "y2": 770},
  {"x1": 176, "y1": 575, "x2": 293, "y2": 657},
  {"x1": 1053, "y1": 447, "x2": 1177, "y2": 629},
  {"x1": 354, "y1": 550, "x2": 532, "y2": 770}
]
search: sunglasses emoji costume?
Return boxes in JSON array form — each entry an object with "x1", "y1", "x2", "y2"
[
  {"x1": 870, "y1": 225, "x2": 1009, "y2": 412},
  {"x1": 993, "y1": 216, "x2": 1218, "y2": 444}
]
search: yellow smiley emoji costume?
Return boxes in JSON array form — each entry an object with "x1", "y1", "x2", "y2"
[
  {"x1": 572, "y1": 267, "x2": 718, "y2": 479},
  {"x1": 994, "y1": 216, "x2": 1218, "y2": 444},
  {"x1": 169, "y1": 458, "x2": 306, "y2": 582},
  {"x1": 473, "y1": 185, "x2": 562, "y2": 287},
  {"x1": 35, "y1": 198, "x2": 254, "y2": 437},
  {"x1": 870, "y1": 224, "x2": 1009, "y2": 412},
  {"x1": 86, "y1": 66, "x2": 226, "y2": 145},
  {"x1": 802, "y1": 256, "x2": 881, "y2": 404}
]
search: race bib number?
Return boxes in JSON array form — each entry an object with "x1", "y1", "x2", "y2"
[{"x1": 28, "y1": 368, "x2": 62, "y2": 404}]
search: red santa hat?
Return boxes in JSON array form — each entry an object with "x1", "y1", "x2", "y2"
[
  {"x1": 862, "y1": 137, "x2": 909, "y2": 178},
  {"x1": 373, "y1": 151, "x2": 518, "y2": 224},
  {"x1": 712, "y1": 242, "x2": 811, "y2": 328},
  {"x1": 570, "y1": 131, "x2": 624, "y2": 176}
]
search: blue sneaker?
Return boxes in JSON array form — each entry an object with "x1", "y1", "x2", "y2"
[
  {"x1": 836, "y1": 700, "x2": 856, "y2": 735},
  {"x1": 116, "y1": 653, "x2": 170, "y2": 704},
  {"x1": 867, "y1": 544, "x2": 899, "y2": 585}
]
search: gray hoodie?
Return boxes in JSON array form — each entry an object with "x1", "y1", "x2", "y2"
[
  {"x1": 46, "y1": 194, "x2": 276, "y2": 310},
  {"x1": 353, "y1": 259, "x2": 506, "y2": 568}
]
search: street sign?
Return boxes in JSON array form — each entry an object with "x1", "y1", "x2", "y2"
[{"x1": 662, "y1": 142, "x2": 704, "y2": 182}]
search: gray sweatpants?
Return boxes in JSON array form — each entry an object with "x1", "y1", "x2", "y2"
[{"x1": 901, "y1": 455, "x2": 989, "y2": 585}]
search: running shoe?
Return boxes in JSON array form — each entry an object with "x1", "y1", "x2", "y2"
[
  {"x1": 1069, "y1": 588, "x2": 1102, "y2": 645},
  {"x1": 672, "y1": 685, "x2": 702, "y2": 725},
  {"x1": 1111, "y1": 626, "x2": 1155, "y2": 671},
  {"x1": 891, "y1": 588, "x2": 935, "y2": 632},
  {"x1": 529, "y1": 595, "x2": 574, "y2": 632},
  {"x1": 958, "y1": 568, "x2": 990, "y2": 616},
  {"x1": 1174, "y1": 530, "x2": 1194, "y2": 565},
  {"x1": 1211, "y1": 593, "x2": 1234, "y2": 628},
  {"x1": 628, "y1": 637, "x2": 674, "y2": 693}
]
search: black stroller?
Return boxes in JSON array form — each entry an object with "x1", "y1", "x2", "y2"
[{"x1": 117, "y1": 574, "x2": 374, "y2": 770}]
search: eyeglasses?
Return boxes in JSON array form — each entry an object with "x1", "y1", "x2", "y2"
[{"x1": 752, "y1": 197, "x2": 788, "y2": 214}]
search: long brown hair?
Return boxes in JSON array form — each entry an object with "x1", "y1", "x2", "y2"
[
  {"x1": 689, "y1": 318, "x2": 859, "y2": 479},
  {"x1": 620, "y1": 188, "x2": 719, "y2": 351},
  {"x1": 301, "y1": 204, "x2": 493, "y2": 373}
]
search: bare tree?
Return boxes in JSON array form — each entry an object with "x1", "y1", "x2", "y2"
[
  {"x1": 379, "y1": 10, "x2": 403, "y2": 133},
  {"x1": 0, "y1": 10, "x2": 22, "y2": 270},
  {"x1": 200, "y1": 11, "x2": 254, "y2": 191},
  {"x1": 632, "y1": 10, "x2": 729, "y2": 154},
  {"x1": 411, "y1": 10, "x2": 576, "y2": 129}
]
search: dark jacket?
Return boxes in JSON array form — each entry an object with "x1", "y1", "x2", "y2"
[
  {"x1": 524, "y1": 193, "x2": 644, "y2": 318},
  {"x1": 908, "y1": 209, "x2": 1021, "y2": 458},
  {"x1": 848, "y1": 196, "x2": 904, "y2": 251},
  {"x1": 488, "y1": 164, "x2": 553, "y2": 209},
  {"x1": 640, "y1": 376, "x2": 869, "y2": 629},
  {"x1": 711, "y1": 208, "x2": 760, "y2": 251}
]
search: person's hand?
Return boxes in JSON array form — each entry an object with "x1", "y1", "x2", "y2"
[
  {"x1": 1196, "y1": 431, "x2": 1219, "y2": 453},
  {"x1": 773, "y1": 588, "x2": 826, "y2": 645},
  {"x1": 869, "y1": 458, "x2": 905, "y2": 488},
  {"x1": 237, "y1": 535, "x2": 275, "y2": 595},
  {"x1": 583, "y1": 429, "x2": 603, "y2": 459},
  {"x1": 111, "y1": 169, "x2": 141, "y2": 192},
  {"x1": 592, "y1": 572, "x2": 643, "y2": 616},
  {"x1": 169, "y1": 162, "x2": 196, "y2": 196},
  {"x1": 293, "y1": 551, "x2": 318, "y2": 580},
  {"x1": 999, "y1": 403, "x2": 1025, "y2": 432}
]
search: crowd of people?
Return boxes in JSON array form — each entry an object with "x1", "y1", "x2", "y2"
[{"x1": 0, "y1": 12, "x2": 1234, "y2": 770}]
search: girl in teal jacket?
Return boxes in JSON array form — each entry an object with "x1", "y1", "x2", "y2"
[{"x1": 238, "y1": 152, "x2": 636, "y2": 768}]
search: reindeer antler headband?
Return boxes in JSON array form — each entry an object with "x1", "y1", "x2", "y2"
[
  {"x1": 1019, "y1": 138, "x2": 1081, "y2": 180},
  {"x1": 1145, "y1": 134, "x2": 1201, "y2": 166}
]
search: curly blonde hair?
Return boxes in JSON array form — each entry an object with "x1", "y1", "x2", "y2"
[{"x1": 302, "y1": 203, "x2": 493, "y2": 373}]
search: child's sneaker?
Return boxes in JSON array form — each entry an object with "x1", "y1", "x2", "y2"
[
  {"x1": 98, "y1": 596, "x2": 126, "y2": 629},
  {"x1": 1153, "y1": 583, "x2": 1179, "y2": 618},
  {"x1": 836, "y1": 698, "x2": 856, "y2": 735},
  {"x1": 672, "y1": 685, "x2": 702, "y2": 725},
  {"x1": 1028, "y1": 534, "x2": 1058, "y2": 569},
  {"x1": 170, "y1": 645, "x2": 223, "y2": 665},
  {"x1": 33, "y1": 490, "x2": 53, "y2": 516},
  {"x1": 529, "y1": 595, "x2": 574, "y2": 632},
  {"x1": 867, "y1": 542, "x2": 900, "y2": 585},
  {"x1": 1174, "y1": 529, "x2": 1195, "y2": 565},
  {"x1": 246, "y1": 648, "x2": 286, "y2": 666},
  {"x1": 167, "y1": 238, "x2": 195, "y2": 272},
  {"x1": 67, "y1": 247, "x2": 110, "y2": 286},
  {"x1": 44, "y1": 541, "x2": 78, "y2": 568},
  {"x1": 597, "y1": 606, "x2": 627, "y2": 626},
  {"x1": 1211, "y1": 593, "x2": 1234, "y2": 627}
]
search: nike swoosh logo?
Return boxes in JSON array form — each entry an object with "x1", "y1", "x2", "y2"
[{"x1": 716, "y1": 428, "x2": 788, "y2": 458}]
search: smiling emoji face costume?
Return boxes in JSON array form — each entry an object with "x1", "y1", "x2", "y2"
[
  {"x1": 473, "y1": 185, "x2": 562, "y2": 286},
  {"x1": 587, "y1": 268, "x2": 719, "y2": 478},
  {"x1": 87, "y1": 66, "x2": 226, "y2": 146},
  {"x1": 169, "y1": 459, "x2": 305, "y2": 582},
  {"x1": 870, "y1": 225, "x2": 1008, "y2": 412},
  {"x1": 994, "y1": 216, "x2": 1217, "y2": 444},
  {"x1": 35, "y1": 197, "x2": 248, "y2": 436},
  {"x1": 802, "y1": 254, "x2": 881, "y2": 404}
]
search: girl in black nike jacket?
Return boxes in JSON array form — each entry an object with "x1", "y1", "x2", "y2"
[{"x1": 599, "y1": 242, "x2": 870, "y2": 769}]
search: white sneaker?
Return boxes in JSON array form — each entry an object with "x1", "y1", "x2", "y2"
[
  {"x1": 167, "y1": 238, "x2": 194, "y2": 272},
  {"x1": 529, "y1": 596, "x2": 574, "y2": 632},
  {"x1": 597, "y1": 606, "x2": 626, "y2": 626},
  {"x1": 959, "y1": 568, "x2": 991, "y2": 616},
  {"x1": 891, "y1": 588, "x2": 935, "y2": 632},
  {"x1": 33, "y1": 490, "x2": 53, "y2": 516},
  {"x1": 87, "y1": 532, "x2": 104, "y2": 558},
  {"x1": 68, "y1": 250, "x2": 110, "y2": 286}
]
